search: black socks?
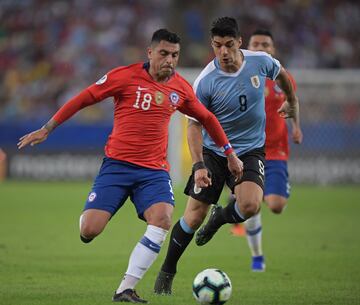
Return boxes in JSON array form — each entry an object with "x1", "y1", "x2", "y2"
[
  {"x1": 205, "y1": 201, "x2": 246, "y2": 232},
  {"x1": 161, "y1": 220, "x2": 194, "y2": 274},
  {"x1": 221, "y1": 201, "x2": 245, "y2": 224}
]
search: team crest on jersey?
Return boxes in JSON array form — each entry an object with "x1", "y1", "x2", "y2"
[
  {"x1": 88, "y1": 192, "x2": 97, "y2": 202},
  {"x1": 96, "y1": 75, "x2": 107, "y2": 85},
  {"x1": 251, "y1": 75, "x2": 260, "y2": 88},
  {"x1": 169, "y1": 92, "x2": 180, "y2": 105},
  {"x1": 155, "y1": 91, "x2": 164, "y2": 105}
]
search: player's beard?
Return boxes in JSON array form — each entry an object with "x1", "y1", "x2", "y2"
[{"x1": 158, "y1": 66, "x2": 173, "y2": 80}]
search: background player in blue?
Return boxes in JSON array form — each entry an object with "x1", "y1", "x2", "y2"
[{"x1": 154, "y1": 17, "x2": 300, "y2": 294}]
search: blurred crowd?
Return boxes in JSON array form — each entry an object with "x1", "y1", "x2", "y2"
[
  {"x1": 177, "y1": 0, "x2": 360, "y2": 69},
  {"x1": 0, "y1": 0, "x2": 359, "y2": 122}
]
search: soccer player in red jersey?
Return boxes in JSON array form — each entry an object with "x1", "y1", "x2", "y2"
[
  {"x1": 17, "y1": 29, "x2": 243, "y2": 303},
  {"x1": 231, "y1": 29, "x2": 303, "y2": 271}
]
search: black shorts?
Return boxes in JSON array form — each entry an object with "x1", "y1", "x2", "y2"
[{"x1": 184, "y1": 146, "x2": 265, "y2": 205}]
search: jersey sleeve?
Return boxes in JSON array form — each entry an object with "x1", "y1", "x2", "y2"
[
  {"x1": 193, "y1": 77, "x2": 210, "y2": 108},
  {"x1": 260, "y1": 53, "x2": 281, "y2": 80},
  {"x1": 177, "y1": 83, "x2": 234, "y2": 156},
  {"x1": 177, "y1": 81, "x2": 205, "y2": 117},
  {"x1": 87, "y1": 66, "x2": 128, "y2": 101},
  {"x1": 52, "y1": 89, "x2": 97, "y2": 125},
  {"x1": 185, "y1": 76, "x2": 210, "y2": 122}
]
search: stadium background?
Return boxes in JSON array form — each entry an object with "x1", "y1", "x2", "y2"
[
  {"x1": 1, "y1": 2, "x2": 360, "y2": 305},
  {"x1": 0, "y1": 0, "x2": 359, "y2": 185}
]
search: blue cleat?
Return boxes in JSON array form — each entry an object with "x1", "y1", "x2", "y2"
[{"x1": 252, "y1": 255, "x2": 265, "y2": 272}]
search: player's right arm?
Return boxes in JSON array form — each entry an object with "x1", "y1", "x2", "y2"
[
  {"x1": 186, "y1": 118, "x2": 211, "y2": 188},
  {"x1": 17, "y1": 90, "x2": 96, "y2": 149},
  {"x1": 179, "y1": 80, "x2": 243, "y2": 182},
  {"x1": 18, "y1": 67, "x2": 126, "y2": 149}
]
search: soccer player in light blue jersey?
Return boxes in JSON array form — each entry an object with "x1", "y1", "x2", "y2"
[{"x1": 154, "y1": 17, "x2": 300, "y2": 294}]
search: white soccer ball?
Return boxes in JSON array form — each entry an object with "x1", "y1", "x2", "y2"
[{"x1": 192, "y1": 268, "x2": 232, "y2": 305}]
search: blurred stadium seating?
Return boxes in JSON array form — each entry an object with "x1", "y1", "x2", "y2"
[{"x1": 0, "y1": 0, "x2": 359, "y2": 184}]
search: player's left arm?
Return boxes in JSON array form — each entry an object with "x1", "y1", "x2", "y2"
[
  {"x1": 17, "y1": 90, "x2": 96, "y2": 149},
  {"x1": 18, "y1": 67, "x2": 125, "y2": 149},
  {"x1": 275, "y1": 67, "x2": 300, "y2": 126}
]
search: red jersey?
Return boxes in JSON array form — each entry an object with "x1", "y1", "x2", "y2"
[
  {"x1": 265, "y1": 72, "x2": 296, "y2": 160},
  {"x1": 52, "y1": 62, "x2": 233, "y2": 171}
]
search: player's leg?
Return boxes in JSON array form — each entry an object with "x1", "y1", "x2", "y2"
[
  {"x1": 79, "y1": 209, "x2": 111, "y2": 242},
  {"x1": 80, "y1": 158, "x2": 130, "y2": 243},
  {"x1": 154, "y1": 148, "x2": 225, "y2": 294},
  {"x1": 266, "y1": 195, "x2": 287, "y2": 213},
  {"x1": 244, "y1": 212, "x2": 265, "y2": 271},
  {"x1": 244, "y1": 160, "x2": 289, "y2": 271},
  {"x1": 161, "y1": 198, "x2": 209, "y2": 275},
  {"x1": 196, "y1": 147, "x2": 265, "y2": 246},
  {"x1": 154, "y1": 198, "x2": 210, "y2": 294},
  {"x1": 223, "y1": 190, "x2": 264, "y2": 271},
  {"x1": 263, "y1": 160, "x2": 290, "y2": 214},
  {"x1": 113, "y1": 169, "x2": 175, "y2": 302}
]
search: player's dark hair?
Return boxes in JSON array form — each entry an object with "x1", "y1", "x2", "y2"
[
  {"x1": 251, "y1": 29, "x2": 274, "y2": 41},
  {"x1": 151, "y1": 29, "x2": 181, "y2": 45},
  {"x1": 210, "y1": 17, "x2": 240, "y2": 38}
]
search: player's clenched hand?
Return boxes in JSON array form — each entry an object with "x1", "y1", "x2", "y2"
[
  {"x1": 194, "y1": 168, "x2": 212, "y2": 189},
  {"x1": 227, "y1": 152, "x2": 243, "y2": 181},
  {"x1": 17, "y1": 127, "x2": 49, "y2": 149},
  {"x1": 292, "y1": 126, "x2": 303, "y2": 144},
  {"x1": 278, "y1": 97, "x2": 299, "y2": 119}
]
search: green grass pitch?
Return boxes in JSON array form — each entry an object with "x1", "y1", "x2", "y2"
[{"x1": 1, "y1": 181, "x2": 359, "y2": 305}]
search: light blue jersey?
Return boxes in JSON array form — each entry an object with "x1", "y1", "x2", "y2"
[{"x1": 193, "y1": 49, "x2": 281, "y2": 156}]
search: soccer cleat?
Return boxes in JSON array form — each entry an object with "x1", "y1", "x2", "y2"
[
  {"x1": 153, "y1": 270, "x2": 175, "y2": 295},
  {"x1": 112, "y1": 289, "x2": 148, "y2": 303},
  {"x1": 195, "y1": 204, "x2": 223, "y2": 246},
  {"x1": 251, "y1": 255, "x2": 266, "y2": 272},
  {"x1": 80, "y1": 235, "x2": 93, "y2": 243}
]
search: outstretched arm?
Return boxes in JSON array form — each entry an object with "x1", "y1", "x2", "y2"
[
  {"x1": 17, "y1": 89, "x2": 97, "y2": 149},
  {"x1": 17, "y1": 119, "x2": 57, "y2": 149}
]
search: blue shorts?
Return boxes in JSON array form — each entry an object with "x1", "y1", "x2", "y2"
[
  {"x1": 264, "y1": 160, "x2": 290, "y2": 198},
  {"x1": 84, "y1": 157, "x2": 175, "y2": 220}
]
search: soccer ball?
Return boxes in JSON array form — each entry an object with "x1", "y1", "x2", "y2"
[{"x1": 192, "y1": 268, "x2": 232, "y2": 305}]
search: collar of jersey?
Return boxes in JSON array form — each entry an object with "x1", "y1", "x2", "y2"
[{"x1": 215, "y1": 58, "x2": 247, "y2": 77}]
